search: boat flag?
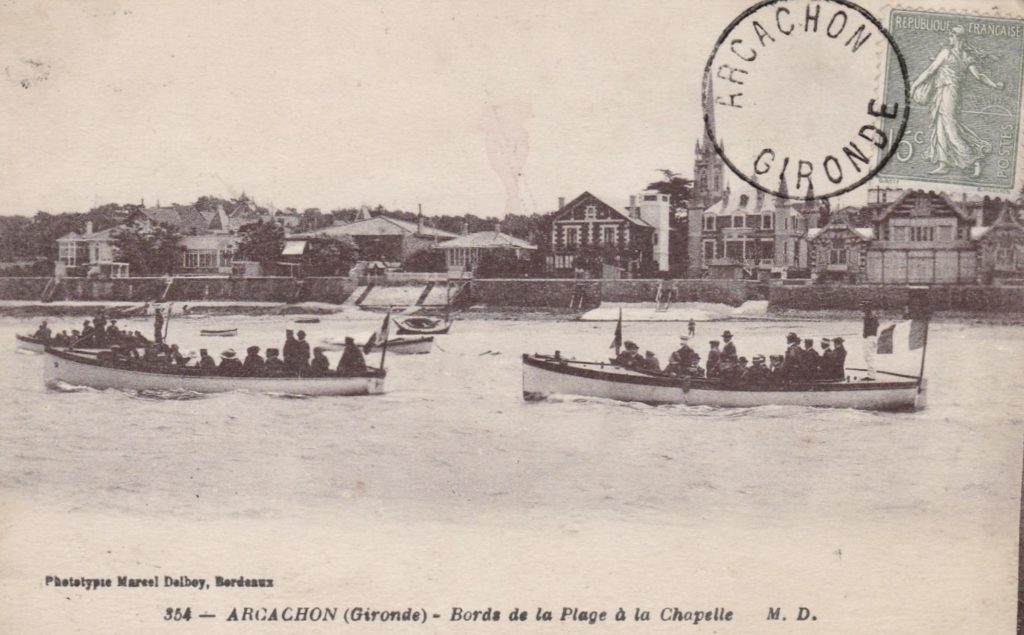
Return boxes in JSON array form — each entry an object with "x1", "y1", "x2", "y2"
[
  {"x1": 610, "y1": 307, "x2": 622, "y2": 354},
  {"x1": 877, "y1": 319, "x2": 927, "y2": 354},
  {"x1": 364, "y1": 309, "x2": 391, "y2": 354}
]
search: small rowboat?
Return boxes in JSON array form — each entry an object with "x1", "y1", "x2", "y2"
[
  {"x1": 294, "y1": 317, "x2": 321, "y2": 324},
  {"x1": 16, "y1": 335, "x2": 115, "y2": 355},
  {"x1": 43, "y1": 348, "x2": 386, "y2": 396},
  {"x1": 393, "y1": 316, "x2": 452, "y2": 335},
  {"x1": 320, "y1": 335, "x2": 433, "y2": 355},
  {"x1": 200, "y1": 328, "x2": 238, "y2": 337},
  {"x1": 521, "y1": 354, "x2": 925, "y2": 411},
  {"x1": 16, "y1": 334, "x2": 48, "y2": 353}
]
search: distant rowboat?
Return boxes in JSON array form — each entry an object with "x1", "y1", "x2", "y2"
[
  {"x1": 44, "y1": 348, "x2": 386, "y2": 396},
  {"x1": 320, "y1": 335, "x2": 433, "y2": 355},
  {"x1": 393, "y1": 317, "x2": 452, "y2": 335},
  {"x1": 200, "y1": 328, "x2": 238, "y2": 337},
  {"x1": 294, "y1": 317, "x2": 321, "y2": 324}
]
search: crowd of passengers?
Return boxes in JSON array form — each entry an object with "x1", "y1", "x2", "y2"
[
  {"x1": 35, "y1": 315, "x2": 372, "y2": 377},
  {"x1": 614, "y1": 329, "x2": 848, "y2": 383},
  {"x1": 33, "y1": 316, "x2": 151, "y2": 349}
]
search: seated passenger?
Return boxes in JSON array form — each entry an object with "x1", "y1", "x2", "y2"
[
  {"x1": 218, "y1": 349, "x2": 243, "y2": 375},
  {"x1": 614, "y1": 341, "x2": 643, "y2": 369},
  {"x1": 242, "y1": 345, "x2": 265, "y2": 376},
  {"x1": 310, "y1": 347, "x2": 331, "y2": 375},
  {"x1": 168, "y1": 344, "x2": 187, "y2": 366},
  {"x1": 33, "y1": 320, "x2": 51, "y2": 341},
  {"x1": 706, "y1": 340, "x2": 721, "y2": 378},
  {"x1": 801, "y1": 339, "x2": 821, "y2": 379},
  {"x1": 337, "y1": 337, "x2": 368, "y2": 376},
  {"x1": 643, "y1": 350, "x2": 661, "y2": 373},
  {"x1": 265, "y1": 348, "x2": 286, "y2": 372},
  {"x1": 665, "y1": 336, "x2": 698, "y2": 376},
  {"x1": 768, "y1": 354, "x2": 784, "y2": 375},
  {"x1": 197, "y1": 348, "x2": 217, "y2": 370},
  {"x1": 744, "y1": 354, "x2": 771, "y2": 384}
]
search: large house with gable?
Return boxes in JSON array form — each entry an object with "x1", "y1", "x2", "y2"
[{"x1": 547, "y1": 192, "x2": 657, "y2": 277}]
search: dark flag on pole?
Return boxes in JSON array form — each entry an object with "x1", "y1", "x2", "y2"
[{"x1": 610, "y1": 307, "x2": 622, "y2": 355}]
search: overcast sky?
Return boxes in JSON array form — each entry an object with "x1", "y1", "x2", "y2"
[{"x1": 0, "y1": 0, "x2": 901, "y2": 217}]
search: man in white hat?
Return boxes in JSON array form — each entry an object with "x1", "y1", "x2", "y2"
[
  {"x1": 219, "y1": 348, "x2": 242, "y2": 375},
  {"x1": 666, "y1": 335, "x2": 699, "y2": 376}
]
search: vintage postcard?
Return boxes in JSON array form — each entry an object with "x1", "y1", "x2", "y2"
[{"x1": 0, "y1": 1, "x2": 1021, "y2": 633}]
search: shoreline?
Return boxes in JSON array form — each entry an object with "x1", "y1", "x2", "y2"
[{"x1": 1, "y1": 301, "x2": 1022, "y2": 325}]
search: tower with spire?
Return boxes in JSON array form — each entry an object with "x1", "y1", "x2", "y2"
[{"x1": 693, "y1": 80, "x2": 726, "y2": 210}]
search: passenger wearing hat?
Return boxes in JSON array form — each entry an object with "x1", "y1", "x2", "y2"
[
  {"x1": 718, "y1": 330, "x2": 740, "y2": 381},
  {"x1": 197, "y1": 348, "x2": 217, "y2": 370},
  {"x1": 338, "y1": 336, "x2": 368, "y2": 376},
  {"x1": 310, "y1": 347, "x2": 331, "y2": 375},
  {"x1": 745, "y1": 354, "x2": 771, "y2": 384},
  {"x1": 780, "y1": 332, "x2": 803, "y2": 380},
  {"x1": 706, "y1": 340, "x2": 721, "y2": 378},
  {"x1": 801, "y1": 339, "x2": 821, "y2": 379},
  {"x1": 768, "y1": 354, "x2": 784, "y2": 375},
  {"x1": 292, "y1": 330, "x2": 311, "y2": 371},
  {"x1": 243, "y1": 345, "x2": 265, "y2": 376},
  {"x1": 831, "y1": 337, "x2": 848, "y2": 381},
  {"x1": 665, "y1": 335, "x2": 699, "y2": 376},
  {"x1": 218, "y1": 348, "x2": 243, "y2": 375},
  {"x1": 265, "y1": 348, "x2": 286, "y2": 372},
  {"x1": 615, "y1": 340, "x2": 643, "y2": 370},
  {"x1": 819, "y1": 338, "x2": 835, "y2": 380},
  {"x1": 643, "y1": 350, "x2": 662, "y2": 373}
]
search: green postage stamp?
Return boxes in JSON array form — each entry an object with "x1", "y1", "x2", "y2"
[{"x1": 880, "y1": 9, "x2": 1024, "y2": 190}]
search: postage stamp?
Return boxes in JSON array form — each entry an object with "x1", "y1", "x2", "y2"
[{"x1": 880, "y1": 9, "x2": 1024, "y2": 191}]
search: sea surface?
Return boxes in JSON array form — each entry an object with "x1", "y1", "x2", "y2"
[{"x1": 0, "y1": 314, "x2": 1021, "y2": 634}]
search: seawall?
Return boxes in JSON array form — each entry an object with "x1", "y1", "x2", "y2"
[{"x1": 0, "y1": 277, "x2": 1022, "y2": 316}]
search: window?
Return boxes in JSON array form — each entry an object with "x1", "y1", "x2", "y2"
[
  {"x1": 704, "y1": 241, "x2": 714, "y2": 260},
  {"x1": 733, "y1": 216, "x2": 744, "y2": 228},
  {"x1": 892, "y1": 226, "x2": 908, "y2": 241},
  {"x1": 705, "y1": 216, "x2": 715, "y2": 231},
  {"x1": 910, "y1": 226, "x2": 934, "y2": 242},
  {"x1": 603, "y1": 227, "x2": 616, "y2": 244},
  {"x1": 938, "y1": 226, "x2": 953, "y2": 241},
  {"x1": 829, "y1": 249, "x2": 848, "y2": 264},
  {"x1": 763, "y1": 215, "x2": 773, "y2": 229},
  {"x1": 997, "y1": 247, "x2": 1012, "y2": 265},
  {"x1": 716, "y1": 216, "x2": 732, "y2": 230},
  {"x1": 565, "y1": 227, "x2": 578, "y2": 248},
  {"x1": 584, "y1": 205, "x2": 597, "y2": 220},
  {"x1": 726, "y1": 241, "x2": 743, "y2": 259},
  {"x1": 745, "y1": 215, "x2": 760, "y2": 229}
]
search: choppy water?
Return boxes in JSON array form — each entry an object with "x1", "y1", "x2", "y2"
[
  {"x1": 2, "y1": 315, "x2": 1020, "y2": 523},
  {"x1": 1, "y1": 315, "x2": 1021, "y2": 633}
]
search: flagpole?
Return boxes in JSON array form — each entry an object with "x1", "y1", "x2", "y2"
[
  {"x1": 614, "y1": 307, "x2": 622, "y2": 356},
  {"x1": 379, "y1": 307, "x2": 391, "y2": 370},
  {"x1": 916, "y1": 316, "x2": 929, "y2": 387}
]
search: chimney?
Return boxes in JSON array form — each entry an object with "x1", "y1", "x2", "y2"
[
  {"x1": 558, "y1": 197, "x2": 565, "y2": 210},
  {"x1": 461, "y1": 221, "x2": 469, "y2": 235},
  {"x1": 417, "y1": 204, "x2": 424, "y2": 235},
  {"x1": 629, "y1": 195, "x2": 637, "y2": 216},
  {"x1": 85, "y1": 220, "x2": 93, "y2": 235}
]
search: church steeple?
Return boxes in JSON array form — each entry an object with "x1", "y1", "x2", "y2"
[{"x1": 693, "y1": 79, "x2": 725, "y2": 210}]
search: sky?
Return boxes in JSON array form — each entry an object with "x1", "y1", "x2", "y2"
[{"x1": 0, "y1": 0, "x2": 917, "y2": 217}]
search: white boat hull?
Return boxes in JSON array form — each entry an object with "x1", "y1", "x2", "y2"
[
  {"x1": 522, "y1": 354, "x2": 923, "y2": 411},
  {"x1": 16, "y1": 335, "x2": 45, "y2": 352},
  {"x1": 44, "y1": 350, "x2": 386, "y2": 396},
  {"x1": 321, "y1": 336, "x2": 433, "y2": 355}
]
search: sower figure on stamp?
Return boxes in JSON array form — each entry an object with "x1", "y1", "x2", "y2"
[{"x1": 911, "y1": 25, "x2": 1004, "y2": 177}]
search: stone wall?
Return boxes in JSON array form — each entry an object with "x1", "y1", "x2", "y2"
[
  {"x1": 768, "y1": 284, "x2": 1024, "y2": 313},
  {"x1": 0, "y1": 277, "x2": 51, "y2": 300}
]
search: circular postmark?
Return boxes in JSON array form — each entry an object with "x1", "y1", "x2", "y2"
[{"x1": 703, "y1": 0, "x2": 910, "y2": 200}]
